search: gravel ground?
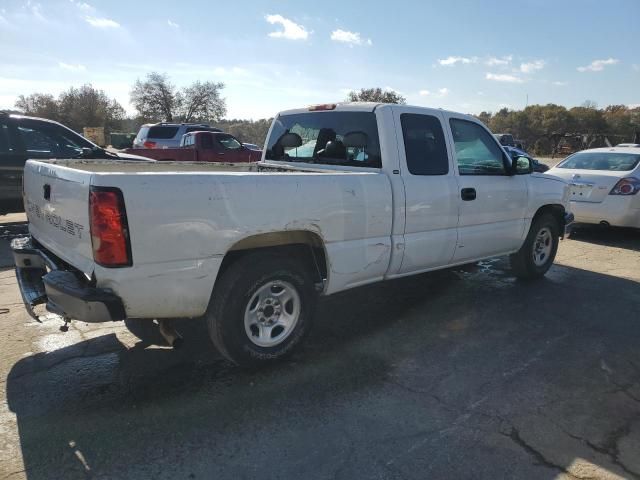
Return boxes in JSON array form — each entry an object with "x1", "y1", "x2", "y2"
[{"x1": 0, "y1": 214, "x2": 638, "y2": 480}]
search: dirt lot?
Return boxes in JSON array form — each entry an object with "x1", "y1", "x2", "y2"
[{"x1": 0, "y1": 213, "x2": 639, "y2": 480}]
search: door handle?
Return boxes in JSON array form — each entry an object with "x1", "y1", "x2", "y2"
[{"x1": 461, "y1": 188, "x2": 476, "y2": 201}]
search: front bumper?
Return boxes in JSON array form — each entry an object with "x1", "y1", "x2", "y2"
[{"x1": 11, "y1": 237, "x2": 125, "y2": 323}]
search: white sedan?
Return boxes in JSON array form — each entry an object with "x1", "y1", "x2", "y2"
[{"x1": 547, "y1": 147, "x2": 640, "y2": 228}]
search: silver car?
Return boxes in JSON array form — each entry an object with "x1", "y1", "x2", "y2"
[{"x1": 133, "y1": 122, "x2": 222, "y2": 149}]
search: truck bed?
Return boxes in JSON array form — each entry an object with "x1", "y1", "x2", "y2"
[{"x1": 23, "y1": 158, "x2": 393, "y2": 318}]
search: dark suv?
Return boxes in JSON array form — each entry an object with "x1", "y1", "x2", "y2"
[
  {"x1": 0, "y1": 112, "x2": 150, "y2": 213},
  {"x1": 132, "y1": 122, "x2": 222, "y2": 149}
]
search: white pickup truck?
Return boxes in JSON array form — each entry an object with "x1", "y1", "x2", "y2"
[{"x1": 12, "y1": 103, "x2": 572, "y2": 366}]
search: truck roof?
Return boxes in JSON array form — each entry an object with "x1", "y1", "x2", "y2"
[{"x1": 277, "y1": 102, "x2": 476, "y2": 120}]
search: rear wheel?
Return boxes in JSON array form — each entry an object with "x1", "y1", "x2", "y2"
[
  {"x1": 510, "y1": 213, "x2": 560, "y2": 279},
  {"x1": 206, "y1": 252, "x2": 316, "y2": 367}
]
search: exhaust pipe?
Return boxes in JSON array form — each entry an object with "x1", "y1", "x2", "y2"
[
  {"x1": 600, "y1": 221, "x2": 610, "y2": 227},
  {"x1": 158, "y1": 320, "x2": 183, "y2": 349}
]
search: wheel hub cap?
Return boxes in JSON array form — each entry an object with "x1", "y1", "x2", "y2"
[
  {"x1": 244, "y1": 280, "x2": 301, "y2": 347},
  {"x1": 532, "y1": 227, "x2": 553, "y2": 267}
]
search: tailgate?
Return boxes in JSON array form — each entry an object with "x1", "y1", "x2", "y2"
[{"x1": 23, "y1": 160, "x2": 95, "y2": 275}]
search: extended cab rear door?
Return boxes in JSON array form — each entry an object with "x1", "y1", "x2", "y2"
[{"x1": 391, "y1": 107, "x2": 459, "y2": 273}]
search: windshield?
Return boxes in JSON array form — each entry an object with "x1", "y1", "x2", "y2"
[
  {"x1": 265, "y1": 111, "x2": 382, "y2": 168},
  {"x1": 17, "y1": 119, "x2": 94, "y2": 159},
  {"x1": 557, "y1": 152, "x2": 640, "y2": 171}
]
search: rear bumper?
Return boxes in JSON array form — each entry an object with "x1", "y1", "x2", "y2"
[
  {"x1": 570, "y1": 198, "x2": 640, "y2": 228},
  {"x1": 11, "y1": 236, "x2": 125, "y2": 323}
]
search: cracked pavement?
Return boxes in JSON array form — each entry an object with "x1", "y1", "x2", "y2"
[{"x1": 0, "y1": 214, "x2": 639, "y2": 480}]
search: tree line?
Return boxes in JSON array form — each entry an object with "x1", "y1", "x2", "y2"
[{"x1": 10, "y1": 77, "x2": 639, "y2": 152}]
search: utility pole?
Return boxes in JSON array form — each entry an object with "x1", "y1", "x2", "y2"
[{"x1": 526, "y1": 94, "x2": 529, "y2": 108}]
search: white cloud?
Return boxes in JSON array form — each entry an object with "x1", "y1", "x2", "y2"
[
  {"x1": 85, "y1": 15, "x2": 120, "y2": 28},
  {"x1": 26, "y1": 1, "x2": 46, "y2": 22},
  {"x1": 330, "y1": 29, "x2": 371, "y2": 46},
  {"x1": 437, "y1": 56, "x2": 477, "y2": 66},
  {"x1": 265, "y1": 14, "x2": 309, "y2": 40},
  {"x1": 520, "y1": 60, "x2": 545, "y2": 73},
  {"x1": 628, "y1": 103, "x2": 640, "y2": 109},
  {"x1": 552, "y1": 81, "x2": 568, "y2": 86},
  {"x1": 58, "y1": 62, "x2": 86, "y2": 72},
  {"x1": 418, "y1": 88, "x2": 449, "y2": 98},
  {"x1": 485, "y1": 55, "x2": 512, "y2": 66},
  {"x1": 632, "y1": 64, "x2": 639, "y2": 72},
  {"x1": 577, "y1": 58, "x2": 619, "y2": 72},
  {"x1": 384, "y1": 86, "x2": 402, "y2": 94},
  {"x1": 167, "y1": 19, "x2": 179, "y2": 29},
  {"x1": 486, "y1": 73, "x2": 524, "y2": 83},
  {"x1": 70, "y1": 1, "x2": 92, "y2": 11}
]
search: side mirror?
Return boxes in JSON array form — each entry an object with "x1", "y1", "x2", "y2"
[{"x1": 513, "y1": 155, "x2": 533, "y2": 175}]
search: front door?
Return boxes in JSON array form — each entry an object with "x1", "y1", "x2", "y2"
[
  {"x1": 393, "y1": 108, "x2": 459, "y2": 273},
  {"x1": 214, "y1": 134, "x2": 250, "y2": 162},
  {"x1": 444, "y1": 115, "x2": 528, "y2": 262}
]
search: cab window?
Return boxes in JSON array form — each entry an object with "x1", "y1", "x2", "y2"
[
  {"x1": 217, "y1": 134, "x2": 242, "y2": 150},
  {"x1": 401, "y1": 114, "x2": 449, "y2": 175},
  {"x1": 450, "y1": 119, "x2": 507, "y2": 175}
]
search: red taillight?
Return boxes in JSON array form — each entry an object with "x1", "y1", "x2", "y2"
[
  {"x1": 143, "y1": 141, "x2": 157, "y2": 149},
  {"x1": 89, "y1": 188, "x2": 131, "y2": 267},
  {"x1": 609, "y1": 177, "x2": 640, "y2": 196}
]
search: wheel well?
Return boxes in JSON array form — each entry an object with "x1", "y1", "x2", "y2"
[
  {"x1": 532, "y1": 204, "x2": 566, "y2": 236},
  {"x1": 217, "y1": 231, "x2": 328, "y2": 285}
]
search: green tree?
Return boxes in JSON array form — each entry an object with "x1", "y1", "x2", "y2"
[
  {"x1": 15, "y1": 85, "x2": 125, "y2": 133},
  {"x1": 346, "y1": 87, "x2": 406, "y2": 104},
  {"x1": 57, "y1": 85, "x2": 126, "y2": 133},
  {"x1": 130, "y1": 72, "x2": 227, "y2": 123},
  {"x1": 14, "y1": 93, "x2": 60, "y2": 122}
]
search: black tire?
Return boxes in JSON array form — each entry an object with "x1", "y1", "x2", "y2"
[
  {"x1": 206, "y1": 252, "x2": 317, "y2": 367},
  {"x1": 510, "y1": 213, "x2": 560, "y2": 280}
]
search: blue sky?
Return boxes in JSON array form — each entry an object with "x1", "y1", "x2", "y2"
[{"x1": 0, "y1": 0, "x2": 638, "y2": 119}]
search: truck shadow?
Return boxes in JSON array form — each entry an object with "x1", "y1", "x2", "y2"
[
  {"x1": 569, "y1": 224, "x2": 640, "y2": 252},
  {"x1": 5, "y1": 262, "x2": 640, "y2": 479}
]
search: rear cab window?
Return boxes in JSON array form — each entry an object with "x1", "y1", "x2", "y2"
[{"x1": 265, "y1": 111, "x2": 382, "y2": 168}]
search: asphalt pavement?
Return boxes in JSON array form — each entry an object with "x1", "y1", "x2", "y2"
[{"x1": 0, "y1": 215, "x2": 639, "y2": 480}]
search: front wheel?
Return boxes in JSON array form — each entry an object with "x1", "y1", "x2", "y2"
[
  {"x1": 206, "y1": 253, "x2": 316, "y2": 367},
  {"x1": 510, "y1": 213, "x2": 560, "y2": 279}
]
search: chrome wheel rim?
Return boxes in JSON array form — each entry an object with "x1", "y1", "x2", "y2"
[
  {"x1": 244, "y1": 280, "x2": 301, "y2": 347},
  {"x1": 532, "y1": 227, "x2": 553, "y2": 267}
]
